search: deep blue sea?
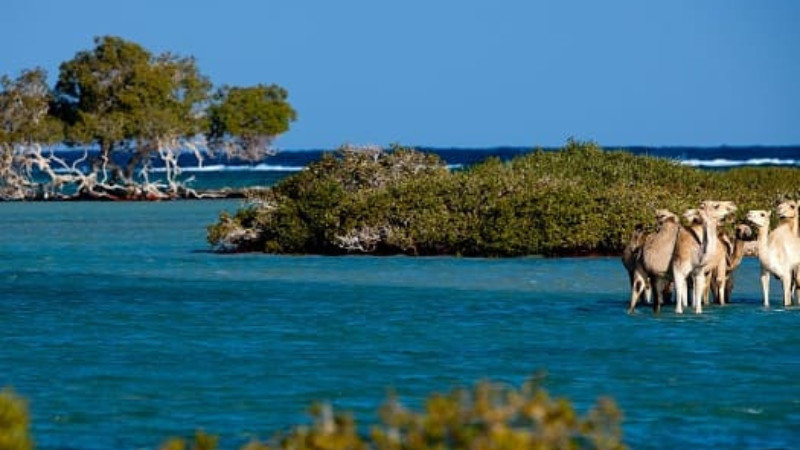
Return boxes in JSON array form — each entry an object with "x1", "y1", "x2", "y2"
[
  {"x1": 2, "y1": 146, "x2": 800, "y2": 449},
  {"x1": 44, "y1": 144, "x2": 800, "y2": 190}
]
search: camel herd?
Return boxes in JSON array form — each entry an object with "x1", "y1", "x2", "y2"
[{"x1": 623, "y1": 200, "x2": 800, "y2": 314}]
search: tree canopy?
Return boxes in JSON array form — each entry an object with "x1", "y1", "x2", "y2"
[
  {"x1": 54, "y1": 37, "x2": 211, "y2": 156},
  {"x1": 207, "y1": 84, "x2": 297, "y2": 161},
  {"x1": 0, "y1": 35, "x2": 296, "y2": 200},
  {"x1": 0, "y1": 67, "x2": 61, "y2": 146},
  {"x1": 0, "y1": 67, "x2": 63, "y2": 199}
]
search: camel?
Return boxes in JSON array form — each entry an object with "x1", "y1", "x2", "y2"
[
  {"x1": 746, "y1": 208, "x2": 800, "y2": 307},
  {"x1": 707, "y1": 223, "x2": 753, "y2": 305},
  {"x1": 622, "y1": 224, "x2": 652, "y2": 309},
  {"x1": 622, "y1": 224, "x2": 646, "y2": 284},
  {"x1": 672, "y1": 208, "x2": 709, "y2": 313},
  {"x1": 671, "y1": 201, "x2": 737, "y2": 314},
  {"x1": 628, "y1": 209, "x2": 680, "y2": 313},
  {"x1": 685, "y1": 208, "x2": 733, "y2": 307},
  {"x1": 774, "y1": 200, "x2": 800, "y2": 302},
  {"x1": 775, "y1": 200, "x2": 800, "y2": 301},
  {"x1": 779, "y1": 200, "x2": 799, "y2": 236}
]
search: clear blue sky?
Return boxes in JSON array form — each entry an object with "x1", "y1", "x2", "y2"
[{"x1": 3, "y1": 0, "x2": 798, "y2": 149}]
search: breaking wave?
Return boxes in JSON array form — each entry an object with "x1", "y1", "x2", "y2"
[{"x1": 681, "y1": 158, "x2": 798, "y2": 168}]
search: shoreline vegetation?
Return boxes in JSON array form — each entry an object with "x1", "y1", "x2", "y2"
[
  {"x1": 1, "y1": 36, "x2": 295, "y2": 201},
  {"x1": 207, "y1": 140, "x2": 800, "y2": 257},
  {"x1": 0, "y1": 377, "x2": 626, "y2": 450}
]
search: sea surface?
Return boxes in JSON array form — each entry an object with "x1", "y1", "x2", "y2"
[
  {"x1": 45, "y1": 144, "x2": 800, "y2": 190},
  {"x1": 2, "y1": 147, "x2": 800, "y2": 449}
]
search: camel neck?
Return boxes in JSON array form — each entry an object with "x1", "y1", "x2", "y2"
[
  {"x1": 662, "y1": 220, "x2": 679, "y2": 236},
  {"x1": 774, "y1": 221, "x2": 793, "y2": 234},
  {"x1": 702, "y1": 217, "x2": 718, "y2": 257},
  {"x1": 756, "y1": 224, "x2": 770, "y2": 254},
  {"x1": 729, "y1": 237, "x2": 747, "y2": 270}
]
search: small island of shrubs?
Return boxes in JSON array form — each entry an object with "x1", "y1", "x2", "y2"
[{"x1": 208, "y1": 140, "x2": 800, "y2": 257}]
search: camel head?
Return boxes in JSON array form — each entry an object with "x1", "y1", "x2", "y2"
[
  {"x1": 699, "y1": 200, "x2": 737, "y2": 223},
  {"x1": 654, "y1": 209, "x2": 678, "y2": 225},
  {"x1": 776, "y1": 200, "x2": 798, "y2": 220},
  {"x1": 746, "y1": 210, "x2": 771, "y2": 229},
  {"x1": 682, "y1": 209, "x2": 702, "y2": 225},
  {"x1": 735, "y1": 223, "x2": 753, "y2": 240},
  {"x1": 628, "y1": 224, "x2": 647, "y2": 245}
]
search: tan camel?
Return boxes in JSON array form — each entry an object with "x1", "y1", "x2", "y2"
[
  {"x1": 776, "y1": 200, "x2": 800, "y2": 301},
  {"x1": 673, "y1": 208, "x2": 711, "y2": 311},
  {"x1": 629, "y1": 209, "x2": 680, "y2": 313},
  {"x1": 777, "y1": 200, "x2": 800, "y2": 303},
  {"x1": 622, "y1": 225, "x2": 652, "y2": 310},
  {"x1": 622, "y1": 225, "x2": 646, "y2": 283},
  {"x1": 671, "y1": 201, "x2": 737, "y2": 314},
  {"x1": 707, "y1": 223, "x2": 753, "y2": 305},
  {"x1": 688, "y1": 209, "x2": 733, "y2": 307},
  {"x1": 779, "y1": 200, "x2": 799, "y2": 235},
  {"x1": 746, "y1": 209, "x2": 800, "y2": 307}
]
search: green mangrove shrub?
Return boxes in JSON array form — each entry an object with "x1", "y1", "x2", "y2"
[
  {"x1": 162, "y1": 378, "x2": 625, "y2": 449},
  {"x1": 0, "y1": 389, "x2": 33, "y2": 450},
  {"x1": 2, "y1": 379, "x2": 624, "y2": 449},
  {"x1": 208, "y1": 141, "x2": 800, "y2": 256}
]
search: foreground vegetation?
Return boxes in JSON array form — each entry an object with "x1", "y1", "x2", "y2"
[
  {"x1": 208, "y1": 141, "x2": 800, "y2": 256},
  {"x1": 0, "y1": 378, "x2": 625, "y2": 449}
]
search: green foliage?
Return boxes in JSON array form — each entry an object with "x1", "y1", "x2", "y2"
[
  {"x1": 0, "y1": 67, "x2": 64, "y2": 198},
  {"x1": 1, "y1": 378, "x2": 622, "y2": 449},
  {"x1": 53, "y1": 35, "x2": 211, "y2": 155},
  {"x1": 0, "y1": 67, "x2": 62, "y2": 146},
  {"x1": 209, "y1": 141, "x2": 800, "y2": 256},
  {"x1": 159, "y1": 378, "x2": 625, "y2": 449},
  {"x1": 160, "y1": 430, "x2": 219, "y2": 450},
  {"x1": 208, "y1": 145, "x2": 450, "y2": 254},
  {"x1": 0, "y1": 389, "x2": 33, "y2": 450},
  {"x1": 0, "y1": 35, "x2": 295, "y2": 199},
  {"x1": 207, "y1": 84, "x2": 297, "y2": 160}
]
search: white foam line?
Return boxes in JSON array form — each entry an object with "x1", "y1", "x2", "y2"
[
  {"x1": 149, "y1": 164, "x2": 306, "y2": 173},
  {"x1": 681, "y1": 158, "x2": 797, "y2": 168}
]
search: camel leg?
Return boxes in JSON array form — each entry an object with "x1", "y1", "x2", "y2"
[
  {"x1": 760, "y1": 269, "x2": 771, "y2": 307},
  {"x1": 628, "y1": 275, "x2": 646, "y2": 313},
  {"x1": 794, "y1": 270, "x2": 800, "y2": 306},
  {"x1": 725, "y1": 275, "x2": 735, "y2": 303},
  {"x1": 716, "y1": 270, "x2": 727, "y2": 305},
  {"x1": 782, "y1": 275, "x2": 792, "y2": 307},
  {"x1": 673, "y1": 275, "x2": 687, "y2": 314},
  {"x1": 650, "y1": 277, "x2": 660, "y2": 313},
  {"x1": 693, "y1": 272, "x2": 706, "y2": 314},
  {"x1": 662, "y1": 281, "x2": 673, "y2": 304},
  {"x1": 626, "y1": 271, "x2": 637, "y2": 312},
  {"x1": 683, "y1": 279, "x2": 690, "y2": 310}
]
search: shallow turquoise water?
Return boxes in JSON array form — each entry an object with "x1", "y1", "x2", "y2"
[{"x1": 1, "y1": 201, "x2": 799, "y2": 449}]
